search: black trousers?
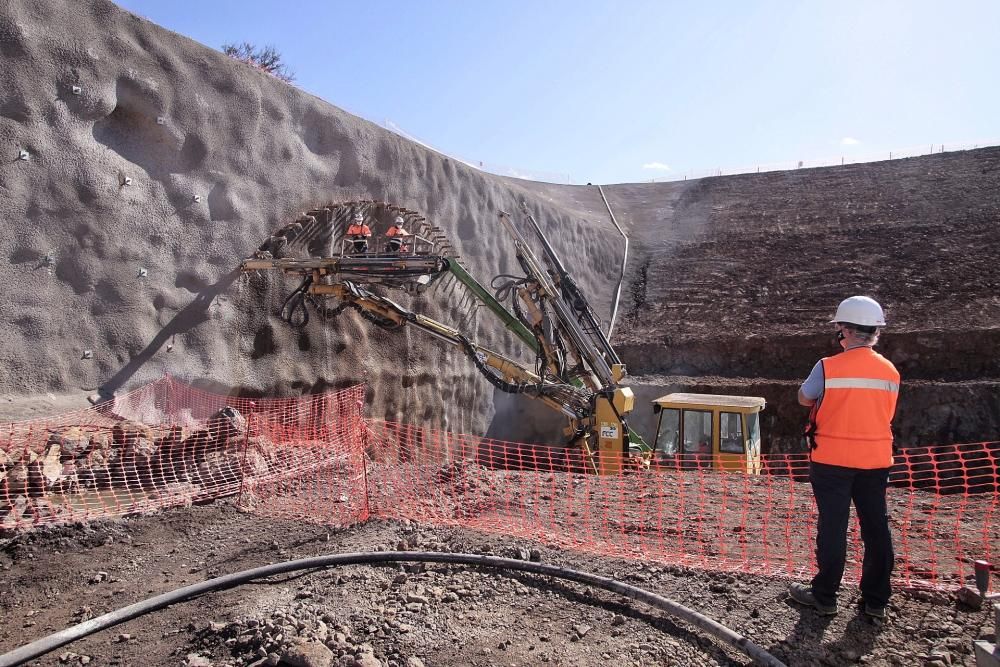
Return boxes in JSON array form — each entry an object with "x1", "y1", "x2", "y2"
[{"x1": 809, "y1": 461, "x2": 894, "y2": 607}]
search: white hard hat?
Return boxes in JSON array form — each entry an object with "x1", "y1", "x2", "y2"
[
  {"x1": 353, "y1": 211, "x2": 364, "y2": 221},
  {"x1": 394, "y1": 215, "x2": 405, "y2": 225},
  {"x1": 830, "y1": 296, "x2": 886, "y2": 327}
]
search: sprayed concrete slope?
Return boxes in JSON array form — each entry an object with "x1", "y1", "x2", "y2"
[{"x1": 0, "y1": 0, "x2": 623, "y2": 442}]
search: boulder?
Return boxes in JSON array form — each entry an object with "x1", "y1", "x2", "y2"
[
  {"x1": 0, "y1": 495, "x2": 28, "y2": 530},
  {"x1": 207, "y1": 407, "x2": 247, "y2": 445},
  {"x1": 88, "y1": 431, "x2": 112, "y2": 454},
  {"x1": 117, "y1": 436, "x2": 157, "y2": 488},
  {"x1": 78, "y1": 447, "x2": 114, "y2": 490},
  {"x1": 42, "y1": 444, "x2": 63, "y2": 483},
  {"x1": 111, "y1": 421, "x2": 154, "y2": 448},
  {"x1": 3, "y1": 463, "x2": 29, "y2": 496},
  {"x1": 153, "y1": 426, "x2": 188, "y2": 484},
  {"x1": 281, "y1": 640, "x2": 335, "y2": 667},
  {"x1": 49, "y1": 427, "x2": 91, "y2": 458}
]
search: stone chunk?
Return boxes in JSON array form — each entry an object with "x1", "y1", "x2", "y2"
[{"x1": 281, "y1": 640, "x2": 335, "y2": 667}]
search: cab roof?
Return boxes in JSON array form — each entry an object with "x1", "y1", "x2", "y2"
[{"x1": 652, "y1": 393, "x2": 766, "y2": 411}]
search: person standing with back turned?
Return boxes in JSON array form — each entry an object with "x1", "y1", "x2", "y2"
[{"x1": 789, "y1": 296, "x2": 900, "y2": 620}]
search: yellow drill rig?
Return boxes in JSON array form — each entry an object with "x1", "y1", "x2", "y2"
[
  {"x1": 241, "y1": 201, "x2": 763, "y2": 474},
  {"x1": 241, "y1": 201, "x2": 637, "y2": 474}
]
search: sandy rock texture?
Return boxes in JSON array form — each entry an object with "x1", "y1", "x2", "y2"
[{"x1": 0, "y1": 0, "x2": 622, "y2": 441}]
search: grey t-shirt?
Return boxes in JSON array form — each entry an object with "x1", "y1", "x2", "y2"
[
  {"x1": 800, "y1": 344, "x2": 876, "y2": 400},
  {"x1": 800, "y1": 361, "x2": 824, "y2": 400}
]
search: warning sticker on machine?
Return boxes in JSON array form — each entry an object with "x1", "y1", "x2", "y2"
[{"x1": 599, "y1": 423, "x2": 619, "y2": 439}]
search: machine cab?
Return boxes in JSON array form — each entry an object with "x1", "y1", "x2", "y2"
[{"x1": 651, "y1": 393, "x2": 765, "y2": 473}]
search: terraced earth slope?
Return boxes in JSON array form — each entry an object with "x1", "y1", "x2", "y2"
[{"x1": 516, "y1": 149, "x2": 1000, "y2": 451}]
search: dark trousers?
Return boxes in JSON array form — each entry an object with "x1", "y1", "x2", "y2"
[{"x1": 809, "y1": 461, "x2": 894, "y2": 607}]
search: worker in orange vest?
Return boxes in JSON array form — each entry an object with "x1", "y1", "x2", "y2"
[
  {"x1": 385, "y1": 215, "x2": 409, "y2": 253},
  {"x1": 346, "y1": 211, "x2": 372, "y2": 254},
  {"x1": 789, "y1": 296, "x2": 899, "y2": 620}
]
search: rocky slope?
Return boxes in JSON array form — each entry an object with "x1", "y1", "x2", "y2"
[{"x1": 517, "y1": 149, "x2": 1000, "y2": 450}]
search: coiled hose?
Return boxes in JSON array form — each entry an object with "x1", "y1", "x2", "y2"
[{"x1": 0, "y1": 551, "x2": 786, "y2": 667}]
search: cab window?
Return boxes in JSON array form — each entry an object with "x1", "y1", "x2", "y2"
[
  {"x1": 720, "y1": 412, "x2": 745, "y2": 454},
  {"x1": 655, "y1": 408, "x2": 680, "y2": 455},
  {"x1": 682, "y1": 410, "x2": 712, "y2": 454},
  {"x1": 747, "y1": 411, "x2": 761, "y2": 453}
]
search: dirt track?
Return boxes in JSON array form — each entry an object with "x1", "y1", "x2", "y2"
[{"x1": 1, "y1": 499, "x2": 996, "y2": 667}]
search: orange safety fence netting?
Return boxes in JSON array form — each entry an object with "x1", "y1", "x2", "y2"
[
  {"x1": 348, "y1": 421, "x2": 997, "y2": 590},
  {"x1": 0, "y1": 377, "x2": 367, "y2": 532},
  {"x1": 4, "y1": 389, "x2": 999, "y2": 592}
]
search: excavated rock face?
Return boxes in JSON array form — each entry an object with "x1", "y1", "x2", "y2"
[{"x1": 0, "y1": 0, "x2": 622, "y2": 441}]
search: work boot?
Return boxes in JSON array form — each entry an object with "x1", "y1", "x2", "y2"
[
  {"x1": 788, "y1": 582, "x2": 838, "y2": 615},
  {"x1": 862, "y1": 602, "x2": 887, "y2": 620}
]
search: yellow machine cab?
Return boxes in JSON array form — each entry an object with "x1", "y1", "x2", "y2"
[{"x1": 651, "y1": 393, "x2": 765, "y2": 473}]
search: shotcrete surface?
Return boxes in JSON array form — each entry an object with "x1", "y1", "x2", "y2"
[{"x1": 0, "y1": 0, "x2": 621, "y2": 443}]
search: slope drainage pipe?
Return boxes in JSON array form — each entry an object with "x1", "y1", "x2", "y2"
[
  {"x1": 0, "y1": 551, "x2": 785, "y2": 667},
  {"x1": 597, "y1": 184, "x2": 628, "y2": 339}
]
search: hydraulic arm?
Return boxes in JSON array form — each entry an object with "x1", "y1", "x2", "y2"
[
  {"x1": 242, "y1": 203, "x2": 643, "y2": 475},
  {"x1": 494, "y1": 207, "x2": 641, "y2": 474}
]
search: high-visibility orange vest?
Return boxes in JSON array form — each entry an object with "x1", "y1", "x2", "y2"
[
  {"x1": 347, "y1": 223, "x2": 371, "y2": 237},
  {"x1": 386, "y1": 225, "x2": 407, "y2": 237},
  {"x1": 810, "y1": 347, "x2": 900, "y2": 469}
]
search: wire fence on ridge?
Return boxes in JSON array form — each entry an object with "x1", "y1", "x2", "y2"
[{"x1": 381, "y1": 121, "x2": 1000, "y2": 185}]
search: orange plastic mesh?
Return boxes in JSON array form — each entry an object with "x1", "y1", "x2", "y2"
[
  {"x1": 3, "y1": 390, "x2": 998, "y2": 591},
  {"x1": 351, "y1": 421, "x2": 999, "y2": 590},
  {"x1": 0, "y1": 377, "x2": 367, "y2": 531}
]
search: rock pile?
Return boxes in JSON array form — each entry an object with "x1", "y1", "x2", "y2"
[{"x1": 0, "y1": 407, "x2": 271, "y2": 533}]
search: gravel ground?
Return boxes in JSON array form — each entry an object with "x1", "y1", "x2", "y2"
[{"x1": 1, "y1": 500, "x2": 996, "y2": 666}]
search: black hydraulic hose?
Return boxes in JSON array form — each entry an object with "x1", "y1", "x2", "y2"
[
  {"x1": 0, "y1": 552, "x2": 785, "y2": 667},
  {"x1": 281, "y1": 275, "x2": 314, "y2": 327}
]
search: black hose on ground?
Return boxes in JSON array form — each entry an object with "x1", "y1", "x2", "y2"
[{"x1": 0, "y1": 552, "x2": 786, "y2": 667}]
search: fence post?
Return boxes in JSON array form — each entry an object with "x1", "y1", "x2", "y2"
[
  {"x1": 357, "y1": 388, "x2": 372, "y2": 522},
  {"x1": 236, "y1": 403, "x2": 253, "y2": 508}
]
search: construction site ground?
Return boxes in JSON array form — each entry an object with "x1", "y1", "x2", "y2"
[{"x1": 1, "y1": 498, "x2": 994, "y2": 667}]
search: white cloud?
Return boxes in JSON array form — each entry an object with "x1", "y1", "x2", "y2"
[
  {"x1": 840, "y1": 137, "x2": 861, "y2": 146},
  {"x1": 642, "y1": 161, "x2": 672, "y2": 171}
]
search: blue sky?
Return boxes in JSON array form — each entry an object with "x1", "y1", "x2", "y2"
[{"x1": 117, "y1": 0, "x2": 1000, "y2": 184}]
